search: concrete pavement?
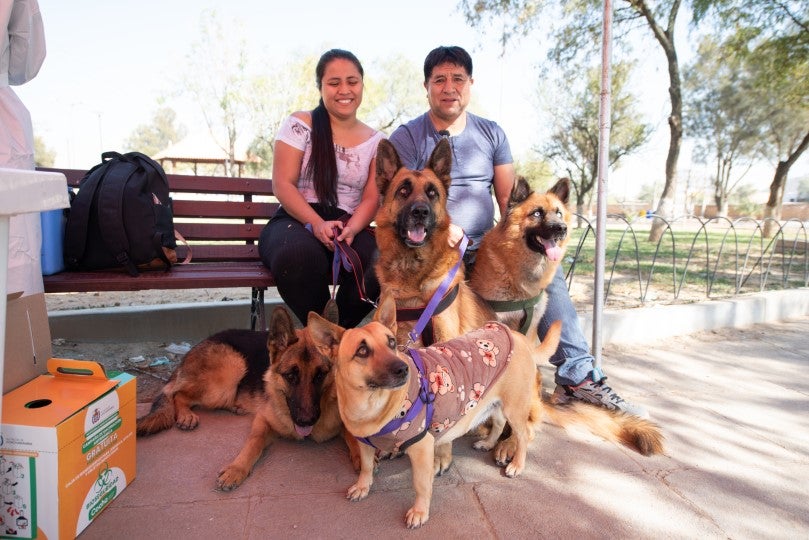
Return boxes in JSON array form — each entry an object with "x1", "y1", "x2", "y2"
[{"x1": 76, "y1": 306, "x2": 809, "y2": 539}]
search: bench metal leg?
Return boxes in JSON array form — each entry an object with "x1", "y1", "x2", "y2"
[{"x1": 250, "y1": 287, "x2": 266, "y2": 331}]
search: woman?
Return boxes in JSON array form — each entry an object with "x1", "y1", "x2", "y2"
[{"x1": 259, "y1": 49, "x2": 384, "y2": 328}]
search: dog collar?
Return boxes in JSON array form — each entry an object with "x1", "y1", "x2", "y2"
[
  {"x1": 395, "y1": 284, "x2": 460, "y2": 346},
  {"x1": 485, "y1": 292, "x2": 543, "y2": 335}
]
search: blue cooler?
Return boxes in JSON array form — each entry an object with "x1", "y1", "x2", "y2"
[{"x1": 40, "y1": 207, "x2": 66, "y2": 275}]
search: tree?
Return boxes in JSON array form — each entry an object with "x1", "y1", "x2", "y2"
[
  {"x1": 460, "y1": 0, "x2": 690, "y2": 241},
  {"x1": 541, "y1": 61, "x2": 651, "y2": 220},
  {"x1": 123, "y1": 106, "x2": 187, "y2": 157},
  {"x1": 684, "y1": 38, "x2": 762, "y2": 218},
  {"x1": 693, "y1": 0, "x2": 809, "y2": 236},
  {"x1": 362, "y1": 54, "x2": 426, "y2": 134},
  {"x1": 245, "y1": 53, "x2": 320, "y2": 177},
  {"x1": 33, "y1": 135, "x2": 56, "y2": 167},
  {"x1": 183, "y1": 10, "x2": 252, "y2": 177}
]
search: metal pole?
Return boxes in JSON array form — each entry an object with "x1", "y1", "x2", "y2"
[{"x1": 593, "y1": 0, "x2": 613, "y2": 371}]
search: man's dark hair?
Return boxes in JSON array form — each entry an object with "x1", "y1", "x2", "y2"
[
  {"x1": 308, "y1": 49, "x2": 364, "y2": 208},
  {"x1": 423, "y1": 46, "x2": 473, "y2": 82}
]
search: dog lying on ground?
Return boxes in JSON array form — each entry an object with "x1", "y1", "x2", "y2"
[
  {"x1": 373, "y1": 138, "x2": 495, "y2": 347},
  {"x1": 308, "y1": 296, "x2": 665, "y2": 529},
  {"x1": 136, "y1": 302, "x2": 357, "y2": 490},
  {"x1": 470, "y1": 176, "x2": 571, "y2": 336}
]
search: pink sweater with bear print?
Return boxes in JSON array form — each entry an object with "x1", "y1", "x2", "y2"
[{"x1": 361, "y1": 322, "x2": 514, "y2": 453}]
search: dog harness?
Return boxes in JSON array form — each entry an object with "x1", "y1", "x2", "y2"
[
  {"x1": 484, "y1": 292, "x2": 544, "y2": 335},
  {"x1": 395, "y1": 235, "x2": 468, "y2": 347},
  {"x1": 358, "y1": 322, "x2": 514, "y2": 454}
]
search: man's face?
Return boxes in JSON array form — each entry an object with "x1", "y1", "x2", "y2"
[{"x1": 424, "y1": 61, "x2": 473, "y2": 123}]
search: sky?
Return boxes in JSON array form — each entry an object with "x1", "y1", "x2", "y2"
[{"x1": 14, "y1": 0, "x2": 807, "y2": 201}]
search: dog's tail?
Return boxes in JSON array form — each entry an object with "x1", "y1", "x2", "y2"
[
  {"x1": 136, "y1": 385, "x2": 176, "y2": 436},
  {"x1": 534, "y1": 320, "x2": 562, "y2": 365},
  {"x1": 540, "y1": 401, "x2": 664, "y2": 455},
  {"x1": 532, "y1": 320, "x2": 664, "y2": 456}
]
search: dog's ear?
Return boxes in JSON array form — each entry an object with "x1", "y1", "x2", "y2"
[
  {"x1": 267, "y1": 306, "x2": 299, "y2": 362},
  {"x1": 307, "y1": 311, "x2": 345, "y2": 358},
  {"x1": 376, "y1": 139, "x2": 402, "y2": 197},
  {"x1": 509, "y1": 176, "x2": 533, "y2": 208},
  {"x1": 427, "y1": 138, "x2": 452, "y2": 193},
  {"x1": 322, "y1": 299, "x2": 339, "y2": 324},
  {"x1": 373, "y1": 295, "x2": 398, "y2": 336},
  {"x1": 548, "y1": 177, "x2": 570, "y2": 205}
]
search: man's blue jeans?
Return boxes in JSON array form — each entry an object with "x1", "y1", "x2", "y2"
[{"x1": 537, "y1": 265, "x2": 601, "y2": 386}]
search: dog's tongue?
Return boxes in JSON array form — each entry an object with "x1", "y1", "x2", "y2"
[
  {"x1": 295, "y1": 424, "x2": 313, "y2": 438},
  {"x1": 407, "y1": 226, "x2": 427, "y2": 244},
  {"x1": 541, "y1": 238, "x2": 563, "y2": 262}
]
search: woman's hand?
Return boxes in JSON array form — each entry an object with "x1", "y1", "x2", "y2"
[
  {"x1": 312, "y1": 220, "x2": 344, "y2": 250},
  {"x1": 336, "y1": 223, "x2": 357, "y2": 246}
]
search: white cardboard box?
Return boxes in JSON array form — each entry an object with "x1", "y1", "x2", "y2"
[{"x1": 0, "y1": 358, "x2": 136, "y2": 539}]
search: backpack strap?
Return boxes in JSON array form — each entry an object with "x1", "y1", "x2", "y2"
[
  {"x1": 62, "y1": 153, "x2": 118, "y2": 269},
  {"x1": 96, "y1": 158, "x2": 140, "y2": 276},
  {"x1": 128, "y1": 151, "x2": 176, "y2": 271}
]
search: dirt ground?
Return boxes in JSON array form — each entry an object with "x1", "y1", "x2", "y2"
[{"x1": 47, "y1": 288, "x2": 256, "y2": 404}]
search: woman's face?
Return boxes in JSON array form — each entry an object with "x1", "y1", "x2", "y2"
[{"x1": 320, "y1": 58, "x2": 364, "y2": 120}]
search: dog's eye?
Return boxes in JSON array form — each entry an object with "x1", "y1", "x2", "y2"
[
  {"x1": 397, "y1": 180, "x2": 412, "y2": 199},
  {"x1": 283, "y1": 369, "x2": 299, "y2": 384},
  {"x1": 532, "y1": 208, "x2": 545, "y2": 219},
  {"x1": 356, "y1": 343, "x2": 369, "y2": 358},
  {"x1": 313, "y1": 369, "x2": 327, "y2": 385},
  {"x1": 387, "y1": 336, "x2": 396, "y2": 350},
  {"x1": 556, "y1": 208, "x2": 563, "y2": 218},
  {"x1": 425, "y1": 185, "x2": 439, "y2": 200}
]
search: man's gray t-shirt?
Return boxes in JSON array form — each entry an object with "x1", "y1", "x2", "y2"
[{"x1": 388, "y1": 112, "x2": 513, "y2": 249}]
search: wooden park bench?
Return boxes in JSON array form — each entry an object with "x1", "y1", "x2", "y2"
[{"x1": 37, "y1": 167, "x2": 278, "y2": 330}]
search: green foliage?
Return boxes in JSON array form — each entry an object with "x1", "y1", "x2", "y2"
[
  {"x1": 540, "y1": 61, "x2": 651, "y2": 208},
  {"x1": 123, "y1": 107, "x2": 187, "y2": 157},
  {"x1": 684, "y1": 37, "x2": 763, "y2": 210},
  {"x1": 33, "y1": 135, "x2": 56, "y2": 167},
  {"x1": 514, "y1": 156, "x2": 555, "y2": 191}
]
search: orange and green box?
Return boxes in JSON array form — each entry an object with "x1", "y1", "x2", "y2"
[{"x1": 1, "y1": 359, "x2": 136, "y2": 539}]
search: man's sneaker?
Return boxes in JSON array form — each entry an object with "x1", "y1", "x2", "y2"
[{"x1": 552, "y1": 377, "x2": 649, "y2": 419}]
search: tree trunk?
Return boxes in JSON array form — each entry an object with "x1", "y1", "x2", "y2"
[
  {"x1": 762, "y1": 129, "x2": 809, "y2": 238},
  {"x1": 576, "y1": 202, "x2": 586, "y2": 228},
  {"x1": 641, "y1": 2, "x2": 683, "y2": 242}
]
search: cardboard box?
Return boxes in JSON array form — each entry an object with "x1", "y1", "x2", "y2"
[
  {"x1": 0, "y1": 358, "x2": 136, "y2": 539},
  {"x1": 3, "y1": 292, "x2": 51, "y2": 394}
]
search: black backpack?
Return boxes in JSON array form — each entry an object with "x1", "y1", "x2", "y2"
[{"x1": 64, "y1": 151, "x2": 177, "y2": 276}]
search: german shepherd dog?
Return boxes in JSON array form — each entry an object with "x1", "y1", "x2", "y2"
[
  {"x1": 469, "y1": 176, "x2": 571, "y2": 336},
  {"x1": 374, "y1": 138, "x2": 495, "y2": 347},
  {"x1": 136, "y1": 303, "x2": 357, "y2": 490},
  {"x1": 308, "y1": 296, "x2": 664, "y2": 529}
]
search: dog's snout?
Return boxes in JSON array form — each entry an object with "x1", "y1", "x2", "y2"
[
  {"x1": 410, "y1": 203, "x2": 430, "y2": 221},
  {"x1": 390, "y1": 359, "x2": 409, "y2": 379}
]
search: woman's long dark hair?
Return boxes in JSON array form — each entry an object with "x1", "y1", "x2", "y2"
[{"x1": 306, "y1": 49, "x2": 364, "y2": 208}]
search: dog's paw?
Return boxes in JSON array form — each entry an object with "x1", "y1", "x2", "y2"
[
  {"x1": 472, "y1": 439, "x2": 495, "y2": 452},
  {"x1": 433, "y1": 454, "x2": 453, "y2": 476},
  {"x1": 216, "y1": 466, "x2": 248, "y2": 491},
  {"x1": 175, "y1": 412, "x2": 200, "y2": 431},
  {"x1": 493, "y1": 439, "x2": 517, "y2": 466},
  {"x1": 346, "y1": 482, "x2": 370, "y2": 502},
  {"x1": 405, "y1": 506, "x2": 430, "y2": 529},
  {"x1": 504, "y1": 461, "x2": 524, "y2": 478},
  {"x1": 229, "y1": 405, "x2": 249, "y2": 416}
]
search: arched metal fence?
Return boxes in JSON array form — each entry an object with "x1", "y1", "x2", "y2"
[{"x1": 565, "y1": 214, "x2": 809, "y2": 309}]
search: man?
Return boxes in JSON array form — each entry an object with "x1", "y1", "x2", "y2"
[{"x1": 388, "y1": 45, "x2": 648, "y2": 418}]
